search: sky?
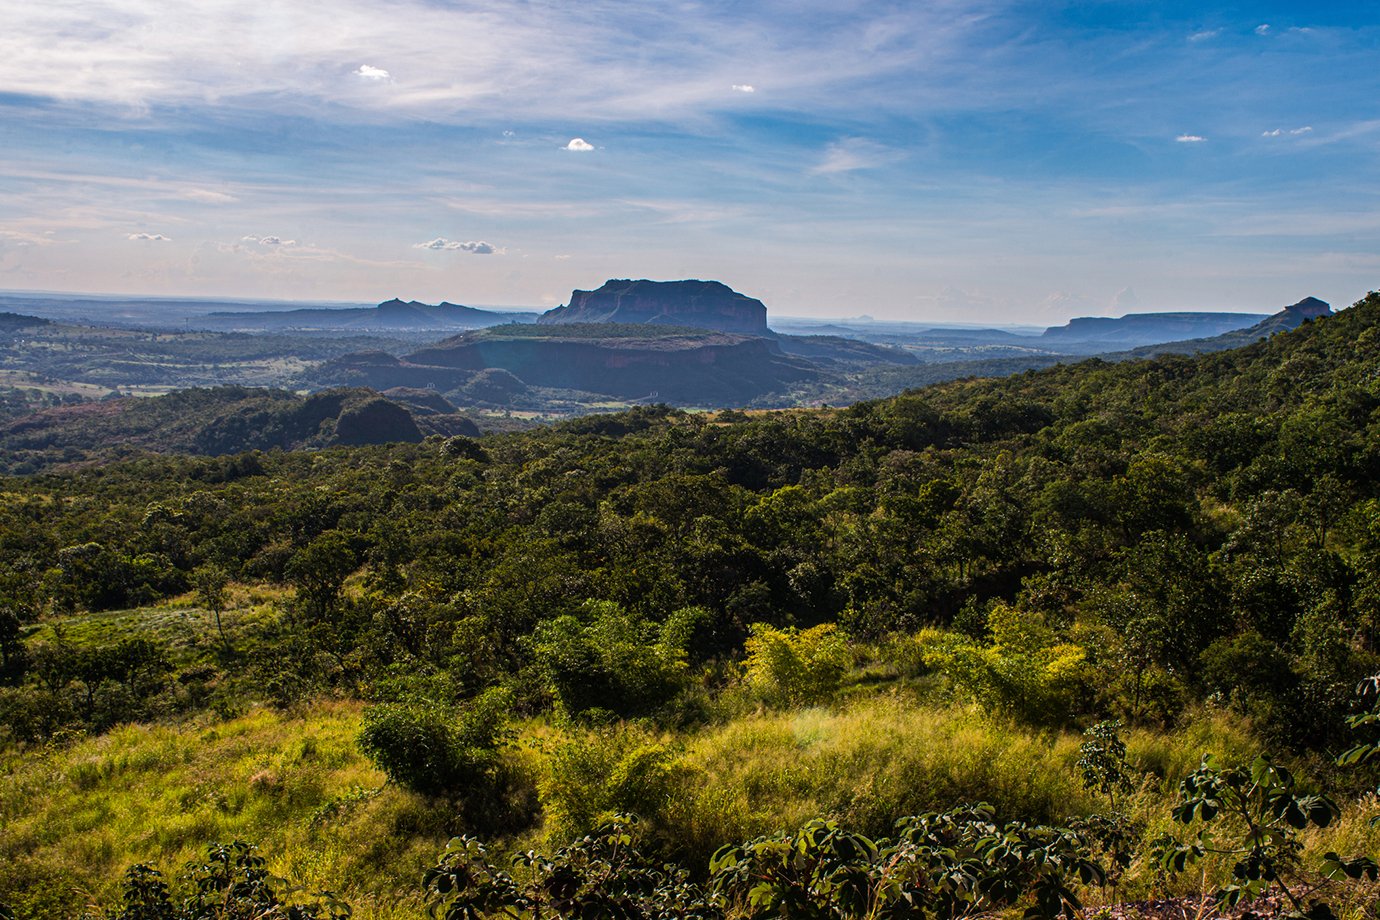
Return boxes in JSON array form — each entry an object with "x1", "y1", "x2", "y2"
[{"x1": 1, "y1": 1, "x2": 1378, "y2": 323}]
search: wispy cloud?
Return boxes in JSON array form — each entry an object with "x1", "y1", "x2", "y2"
[
  {"x1": 1187, "y1": 29, "x2": 1220, "y2": 42},
  {"x1": 414, "y1": 238, "x2": 497, "y2": 254},
  {"x1": 1255, "y1": 24, "x2": 1271, "y2": 35},
  {"x1": 0, "y1": 0, "x2": 1009, "y2": 122},
  {"x1": 0, "y1": 229, "x2": 62, "y2": 246},
  {"x1": 564, "y1": 138, "x2": 595, "y2": 152},
  {"x1": 1263, "y1": 126, "x2": 1313, "y2": 137},
  {"x1": 731, "y1": 84, "x2": 755, "y2": 93},
  {"x1": 242, "y1": 234, "x2": 296, "y2": 246},
  {"x1": 127, "y1": 232, "x2": 172, "y2": 241},
  {"x1": 1175, "y1": 134, "x2": 1206, "y2": 143},
  {"x1": 181, "y1": 188, "x2": 238, "y2": 204},
  {"x1": 811, "y1": 138, "x2": 902, "y2": 175}
]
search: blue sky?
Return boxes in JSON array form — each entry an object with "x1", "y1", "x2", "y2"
[{"x1": 1, "y1": 0, "x2": 1377, "y2": 322}]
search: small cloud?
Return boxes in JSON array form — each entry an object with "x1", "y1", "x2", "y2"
[
  {"x1": 1262, "y1": 126, "x2": 1313, "y2": 137},
  {"x1": 1291, "y1": 125, "x2": 1313, "y2": 135},
  {"x1": 731, "y1": 84, "x2": 756, "y2": 93},
  {"x1": 1255, "y1": 23, "x2": 1271, "y2": 35},
  {"x1": 502, "y1": 130, "x2": 515, "y2": 137},
  {"x1": 1188, "y1": 29, "x2": 1221, "y2": 42},
  {"x1": 564, "y1": 138, "x2": 595, "y2": 152},
  {"x1": 355, "y1": 64, "x2": 389, "y2": 80},
  {"x1": 181, "y1": 188, "x2": 237, "y2": 204},
  {"x1": 555, "y1": 254, "x2": 572, "y2": 260},
  {"x1": 1262, "y1": 129, "x2": 1283, "y2": 137},
  {"x1": 1175, "y1": 134, "x2": 1207, "y2": 143},
  {"x1": 241, "y1": 235, "x2": 296, "y2": 246},
  {"x1": 413, "y1": 238, "x2": 497, "y2": 254},
  {"x1": 127, "y1": 232, "x2": 171, "y2": 241}
]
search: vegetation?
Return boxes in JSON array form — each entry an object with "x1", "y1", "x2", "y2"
[{"x1": 3, "y1": 293, "x2": 1380, "y2": 916}]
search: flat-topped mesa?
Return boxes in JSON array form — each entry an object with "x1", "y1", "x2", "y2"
[{"x1": 538, "y1": 279, "x2": 770, "y2": 335}]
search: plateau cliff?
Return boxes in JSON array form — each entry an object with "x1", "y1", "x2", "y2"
[{"x1": 538, "y1": 279, "x2": 769, "y2": 335}]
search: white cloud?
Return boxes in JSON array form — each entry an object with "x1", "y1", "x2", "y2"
[
  {"x1": 1112, "y1": 287, "x2": 1139, "y2": 311},
  {"x1": 1187, "y1": 29, "x2": 1220, "y2": 42},
  {"x1": 564, "y1": 138, "x2": 595, "y2": 152},
  {"x1": 1262, "y1": 126, "x2": 1313, "y2": 137},
  {"x1": 731, "y1": 84, "x2": 755, "y2": 93},
  {"x1": 502, "y1": 129, "x2": 515, "y2": 137},
  {"x1": 811, "y1": 137, "x2": 902, "y2": 175},
  {"x1": 1291, "y1": 126, "x2": 1313, "y2": 135},
  {"x1": 555, "y1": 254, "x2": 572, "y2": 260},
  {"x1": 1255, "y1": 24, "x2": 1271, "y2": 35},
  {"x1": 354, "y1": 64, "x2": 389, "y2": 80},
  {"x1": 414, "y1": 238, "x2": 497, "y2": 254},
  {"x1": 127, "y1": 232, "x2": 171, "y2": 241},
  {"x1": 242, "y1": 234, "x2": 296, "y2": 246},
  {"x1": 1175, "y1": 134, "x2": 1206, "y2": 143},
  {"x1": 1262, "y1": 129, "x2": 1282, "y2": 137}
]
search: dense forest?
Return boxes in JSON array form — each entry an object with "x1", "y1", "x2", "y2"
[{"x1": 3, "y1": 294, "x2": 1380, "y2": 919}]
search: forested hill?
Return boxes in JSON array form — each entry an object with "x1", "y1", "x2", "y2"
[
  {"x1": 2, "y1": 292, "x2": 1379, "y2": 919},
  {"x1": 0, "y1": 386, "x2": 482, "y2": 472}
]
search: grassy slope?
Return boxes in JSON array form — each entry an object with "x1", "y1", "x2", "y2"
[
  {"x1": 0, "y1": 701, "x2": 448, "y2": 919},
  {"x1": 10, "y1": 675, "x2": 1380, "y2": 918}
]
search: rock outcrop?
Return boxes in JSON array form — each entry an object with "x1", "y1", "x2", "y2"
[{"x1": 539, "y1": 280, "x2": 769, "y2": 335}]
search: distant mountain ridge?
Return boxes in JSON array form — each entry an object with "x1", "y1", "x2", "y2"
[
  {"x1": 200, "y1": 298, "x2": 534, "y2": 332},
  {"x1": 539, "y1": 279, "x2": 769, "y2": 335},
  {"x1": 1041, "y1": 310, "x2": 1267, "y2": 346}
]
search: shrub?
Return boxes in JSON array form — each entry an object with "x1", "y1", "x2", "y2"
[
  {"x1": 918, "y1": 607, "x2": 1092, "y2": 726},
  {"x1": 538, "y1": 723, "x2": 690, "y2": 841},
  {"x1": 529, "y1": 601, "x2": 697, "y2": 719},
  {"x1": 742, "y1": 623, "x2": 849, "y2": 706},
  {"x1": 358, "y1": 686, "x2": 511, "y2": 797}
]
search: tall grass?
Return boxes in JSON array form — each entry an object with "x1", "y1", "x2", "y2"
[
  {"x1": 5, "y1": 687, "x2": 1378, "y2": 918},
  {"x1": 0, "y1": 701, "x2": 448, "y2": 920}
]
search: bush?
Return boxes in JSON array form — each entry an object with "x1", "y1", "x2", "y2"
[
  {"x1": 359, "y1": 686, "x2": 511, "y2": 798},
  {"x1": 742, "y1": 623, "x2": 849, "y2": 706},
  {"x1": 529, "y1": 601, "x2": 697, "y2": 719},
  {"x1": 538, "y1": 723, "x2": 690, "y2": 841},
  {"x1": 918, "y1": 607, "x2": 1092, "y2": 726}
]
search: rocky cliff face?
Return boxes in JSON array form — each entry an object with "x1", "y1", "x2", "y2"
[{"x1": 538, "y1": 280, "x2": 769, "y2": 335}]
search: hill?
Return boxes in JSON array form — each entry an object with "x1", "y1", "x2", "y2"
[
  {"x1": 0, "y1": 386, "x2": 483, "y2": 472},
  {"x1": 538, "y1": 279, "x2": 769, "y2": 334},
  {"x1": 4, "y1": 293, "x2": 1380, "y2": 919},
  {"x1": 0, "y1": 312, "x2": 50, "y2": 330},
  {"x1": 321, "y1": 323, "x2": 817, "y2": 404},
  {"x1": 1129, "y1": 296, "x2": 1336, "y2": 357}
]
